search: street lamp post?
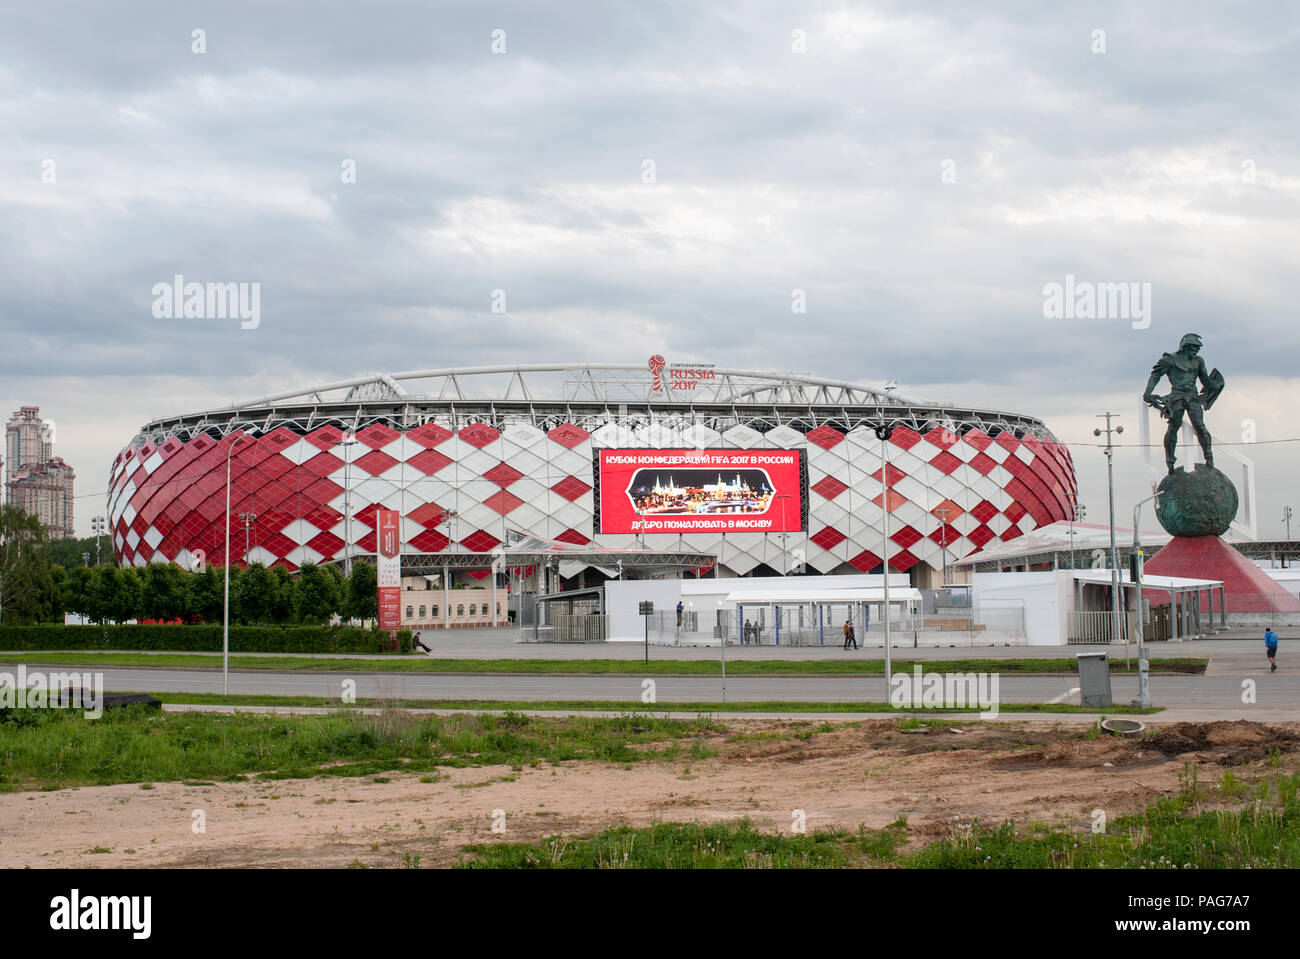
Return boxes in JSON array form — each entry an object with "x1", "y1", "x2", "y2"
[
  {"x1": 221, "y1": 434, "x2": 247, "y2": 696},
  {"x1": 239, "y1": 512, "x2": 257, "y2": 565},
  {"x1": 332, "y1": 433, "x2": 359, "y2": 580},
  {"x1": 1284, "y1": 506, "x2": 1294, "y2": 569},
  {"x1": 935, "y1": 506, "x2": 950, "y2": 587},
  {"x1": 1094, "y1": 414, "x2": 1124, "y2": 649},
  {"x1": 1131, "y1": 492, "x2": 1161, "y2": 708},
  {"x1": 876, "y1": 422, "x2": 895, "y2": 690},
  {"x1": 1068, "y1": 499, "x2": 1086, "y2": 569},
  {"x1": 90, "y1": 515, "x2": 106, "y2": 566}
]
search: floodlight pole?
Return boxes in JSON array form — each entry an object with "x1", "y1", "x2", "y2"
[
  {"x1": 333, "y1": 433, "x2": 358, "y2": 580},
  {"x1": 876, "y1": 423, "x2": 895, "y2": 692},
  {"x1": 1095, "y1": 413, "x2": 1124, "y2": 654},
  {"x1": 1131, "y1": 492, "x2": 1160, "y2": 709},
  {"x1": 222, "y1": 434, "x2": 247, "y2": 696}
]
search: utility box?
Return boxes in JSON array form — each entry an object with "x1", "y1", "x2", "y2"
[{"x1": 1077, "y1": 652, "x2": 1112, "y2": 708}]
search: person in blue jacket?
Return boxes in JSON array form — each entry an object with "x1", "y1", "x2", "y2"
[{"x1": 1265, "y1": 628, "x2": 1279, "y2": 672}]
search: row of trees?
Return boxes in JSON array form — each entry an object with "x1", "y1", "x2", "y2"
[
  {"x1": 55, "y1": 559, "x2": 379, "y2": 626},
  {"x1": 1, "y1": 503, "x2": 382, "y2": 626}
]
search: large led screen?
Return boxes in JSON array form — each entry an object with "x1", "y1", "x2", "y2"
[{"x1": 597, "y1": 449, "x2": 804, "y2": 534}]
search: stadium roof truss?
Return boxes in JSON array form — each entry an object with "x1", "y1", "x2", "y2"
[{"x1": 132, "y1": 364, "x2": 1063, "y2": 448}]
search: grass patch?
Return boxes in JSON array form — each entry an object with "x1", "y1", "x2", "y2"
[
  {"x1": 0, "y1": 706, "x2": 718, "y2": 792},
  {"x1": 457, "y1": 770, "x2": 1300, "y2": 869},
  {"x1": 0, "y1": 653, "x2": 1208, "y2": 676},
  {"x1": 117, "y1": 691, "x2": 1161, "y2": 715},
  {"x1": 459, "y1": 819, "x2": 853, "y2": 868}
]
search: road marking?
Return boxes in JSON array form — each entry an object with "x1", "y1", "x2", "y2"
[{"x1": 1045, "y1": 687, "x2": 1080, "y2": 704}]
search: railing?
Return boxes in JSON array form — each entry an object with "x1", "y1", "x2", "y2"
[
  {"x1": 549, "y1": 614, "x2": 606, "y2": 643},
  {"x1": 1068, "y1": 611, "x2": 1139, "y2": 644}
]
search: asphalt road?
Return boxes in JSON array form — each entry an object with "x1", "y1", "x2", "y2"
[{"x1": 4, "y1": 662, "x2": 1296, "y2": 710}]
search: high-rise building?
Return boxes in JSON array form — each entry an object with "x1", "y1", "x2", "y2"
[
  {"x1": 5, "y1": 406, "x2": 52, "y2": 498},
  {"x1": 7, "y1": 457, "x2": 76, "y2": 539},
  {"x1": 5, "y1": 406, "x2": 74, "y2": 538}
]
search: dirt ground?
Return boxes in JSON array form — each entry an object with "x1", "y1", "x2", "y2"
[{"x1": 3, "y1": 719, "x2": 1297, "y2": 868}]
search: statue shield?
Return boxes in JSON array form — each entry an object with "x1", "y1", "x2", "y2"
[{"x1": 1200, "y1": 368, "x2": 1225, "y2": 410}]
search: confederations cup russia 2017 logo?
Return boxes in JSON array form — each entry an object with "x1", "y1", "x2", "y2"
[{"x1": 648, "y1": 354, "x2": 666, "y2": 391}]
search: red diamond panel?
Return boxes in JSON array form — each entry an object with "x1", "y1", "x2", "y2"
[
  {"x1": 962, "y1": 428, "x2": 992, "y2": 453},
  {"x1": 460, "y1": 530, "x2": 501, "y2": 552},
  {"x1": 483, "y1": 462, "x2": 524, "y2": 488},
  {"x1": 357, "y1": 530, "x2": 377, "y2": 553},
  {"x1": 547, "y1": 423, "x2": 590, "y2": 449},
  {"x1": 848, "y1": 549, "x2": 882, "y2": 573},
  {"x1": 555, "y1": 528, "x2": 591, "y2": 546},
  {"x1": 1000, "y1": 526, "x2": 1024, "y2": 543},
  {"x1": 967, "y1": 525, "x2": 996, "y2": 548},
  {"x1": 969, "y1": 452, "x2": 998, "y2": 476},
  {"x1": 459, "y1": 422, "x2": 500, "y2": 449},
  {"x1": 888, "y1": 549, "x2": 920, "y2": 572},
  {"x1": 408, "y1": 502, "x2": 451, "y2": 528},
  {"x1": 407, "y1": 448, "x2": 454, "y2": 475},
  {"x1": 924, "y1": 427, "x2": 959, "y2": 450},
  {"x1": 810, "y1": 526, "x2": 846, "y2": 550},
  {"x1": 484, "y1": 490, "x2": 526, "y2": 515},
  {"x1": 871, "y1": 464, "x2": 908, "y2": 485},
  {"x1": 409, "y1": 529, "x2": 451, "y2": 552},
  {"x1": 891, "y1": 525, "x2": 922, "y2": 548},
  {"x1": 929, "y1": 449, "x2": 962, "y2": 475},
  {"x1": 931, "y1": 498, "x2": 963, "y2": 520},
  {"x1": 889, "y1": 427, "x2": 921, "y2": 451},
  {"x1": 929, "y1": 525, "x2": 959, "y2": 547},
  {"x1": 407, "y1": 422, "x2": 454, "y2": 448},
  {"x1": 307, "y1": 531, "x2": 345, "y2": 558},
  {"x1": 970, "y1": 500, "x2": 998, "y2": 524},
  {"x1": 873, "y1": 489, "x2": 907, "y2": 511},
  {"x1": 810, "y1": 475, "x2": 849, "y2": 500},
  {"x1": 356, "y1": 423, "x2": 400, "y2": 450},
  {"x1": 1004, "y1": 501, "x2": 1027, "y2": 524},
  {"x1": 805, "y1": 425, "x2": 845, "y2": 450},
  {"x1": 551, "y1": 476, "x2": 592, "y2": 501},
  {"x1": 356, "y1": 450, "x2": 399, "y2": 476},
  {"x1": 304, "y1": 425, "x2": 345, "y2": 451},
  {"x1": 994, "y1": 430, "x2": 1020, "y2": 452}
]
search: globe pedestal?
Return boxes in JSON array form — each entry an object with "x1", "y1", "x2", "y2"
[{"x1": 1145, "y1": 464, "x2": 1300, "y2": 620}]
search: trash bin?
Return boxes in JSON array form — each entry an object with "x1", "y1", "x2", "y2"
[{"x1": 1077, "y1": 651, "x2": 1112, "y2": 708}]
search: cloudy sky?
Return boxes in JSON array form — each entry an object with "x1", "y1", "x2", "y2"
[{"x1": 3, "y1": 1, "x2": 1298, "y2": 539}]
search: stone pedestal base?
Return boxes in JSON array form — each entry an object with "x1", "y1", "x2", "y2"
[{"x1": 1145, "y1": 535, "x2": 1300, "y2": 615}]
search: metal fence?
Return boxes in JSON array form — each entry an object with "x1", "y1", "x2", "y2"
[
  {"x1": 1067, "y1": 610, "x2": 1139, "y2": 645},
  {"x1": 544, "y1": 613, "x2": 607, "y2": 643}
]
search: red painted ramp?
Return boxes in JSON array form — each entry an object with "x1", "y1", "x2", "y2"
[{"x1": 1145, "y1": 536, "x2": 1300, "y2": 614}]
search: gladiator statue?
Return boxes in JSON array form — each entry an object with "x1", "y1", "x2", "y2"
[{"x1": 1143, "y1": 333, "x2": 1224, "y2": 474}]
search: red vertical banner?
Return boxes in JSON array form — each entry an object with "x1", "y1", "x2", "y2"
[{"x1": 376, "y1": 508, "x2": 401, "y2": 635}]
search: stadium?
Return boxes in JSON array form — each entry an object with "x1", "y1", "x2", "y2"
[{"x1": 106, "y1": 361, "x2": 1079, "y2": 593}]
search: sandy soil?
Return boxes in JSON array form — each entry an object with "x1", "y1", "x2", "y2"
[{"x1": 3, "y1": 719, "x2": 1297, "y2": 868}]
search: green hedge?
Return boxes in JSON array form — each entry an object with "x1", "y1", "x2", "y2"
[{"x1": 0, "y1": 624, "x2": 397, "y2": 654}]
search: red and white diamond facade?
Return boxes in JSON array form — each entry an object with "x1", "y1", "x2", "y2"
[{"x1": 107, "y1": 365, "x2": 1077, "y2": 579}]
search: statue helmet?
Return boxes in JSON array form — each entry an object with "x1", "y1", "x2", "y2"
[{"x1": 1179, "y1": 333, "x2": 1203, "y2": 350}]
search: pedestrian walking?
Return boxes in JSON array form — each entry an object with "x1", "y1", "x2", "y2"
[
  {"x1": 842, "y1": 619, "x2": 857, "y2": 651},
  {"x1": 1266, "y1": 627, "x2": 1279, "y2": 672}
]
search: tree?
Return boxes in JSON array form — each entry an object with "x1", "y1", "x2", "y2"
[
  {"x1": 139, "y1": 563, "x2": 185, "y2": 621},
  {"x1": 0, "y1": 506, "x2": 54, "y2": 625},
  {"x1": 233, "y1": 562, "x2": 275, "y2": 624},
  {"x1": 184, "y1": 565, "x2": 226, "y2": 624},
  {"x1": 294, "y1": 562, "x2": 339, "y2": 624},
  {"x1": 62, "y1": 565, "x2": 95, "y2": 621},
  {"x1": 47, "y1": 534, "x2": 106, "y2": 571},
  {"x1": 110, "y1": 566, "x2": 142, "y2": 623},
  {"x1": 269, "y1": 565, "x2": 296, "y2": 624},
  {"x1": 344, "y1": 561, "x2": 378, "y2": 623}
]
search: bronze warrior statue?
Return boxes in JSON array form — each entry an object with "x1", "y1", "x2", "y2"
[{"x1": 1143, "y1": 333, "x2": 1224, "y2": 474}]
